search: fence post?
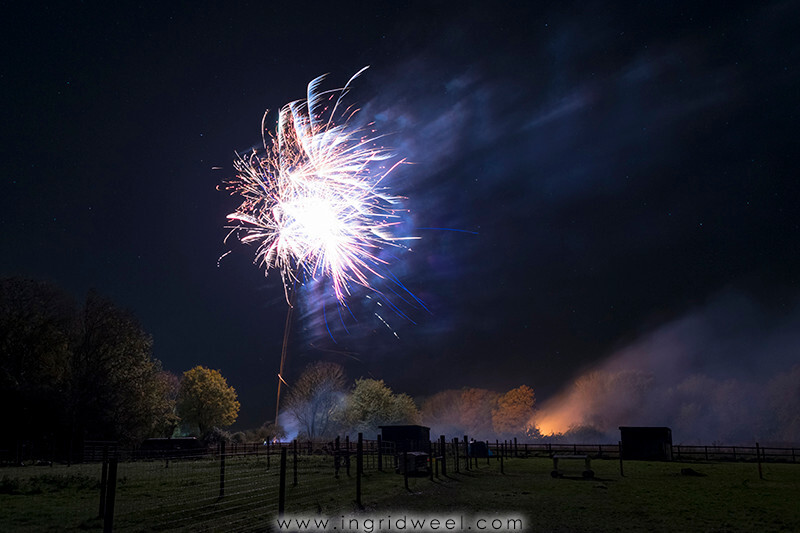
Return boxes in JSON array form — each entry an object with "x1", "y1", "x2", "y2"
[
  {"x1": 345, "y1": 436, "x2": 351, "y2": 477},
  {"x1": 102, "y1": 457, "x2": 118, "y2": 533},
  {"x1": 403, "y1": 450, "x2": 409, "y2": 490},
  {"x1": 377, "y1": 435, "x2": 383, "y2": 472},
  {"x1": 98, "y1": 446, "x2": 108, "y2": 518},
  {"x1": 756, "y1": 442, "x2": 763, "y2": 480},
  {"x1": 293, "y1": 440, "x2": 298, "y2": 487},
  {"x1": 514, "y1": 437, "x2": 518, "y2": 457},
  {"x1": 618, "y1": 441, "x2": 624, "y2": 477},
  {"x1": 429, "y1": 440, "x2": 434, "y2": 481},
  {"x1": 278, "y1": 447, "x2": 287, "y2": 518},
  {"x1": 219, "y1": 441, "x2": 226, "y2": 498},
  {"x1": 356, "y1": 433, "x2": 363, "y2": 509},
  {"x1": 463, "y1": 436, "x2": 469, "y2": 471},
  {"x1": 486, "y1": 441, "x2": 490, "y2": 466},
  {"x1": 452, "y1": 438, "x2": 459, "y2": 473},
  {"x1": 500, "y1": 442, "x2": 504, "y2": 474},
  {"x1": 439, "y1": 436, "x2": 447, "y2": 476},
  {"x1": 334, "y1": 436, "x2": 341, "y2": 478}
]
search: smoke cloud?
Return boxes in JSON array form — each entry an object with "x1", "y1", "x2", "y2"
[{"x1": 533, "y1": 290, "x2": 800, "y2": 445}]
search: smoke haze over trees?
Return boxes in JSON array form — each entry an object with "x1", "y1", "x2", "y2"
[
  {"x1": 284, "y1": 361, "x2": 346, "y2": 439},
  {"x1": 339, "y1": 379, "x2": 420, "y2": 438},
  {"x1": 532, "y1": 291, "x2": 800, "y2": 444},
  {"x1": 4, "y1": 277, "x2": 798, "y2": 452}
]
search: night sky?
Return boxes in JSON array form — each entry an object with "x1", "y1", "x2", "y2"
[{"x1": 3, "y1": 1, "x2": 799, "y2": 433}]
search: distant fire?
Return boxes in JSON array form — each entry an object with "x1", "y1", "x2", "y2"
[{"x1": 529, "y1": 400, "x2": 583, "y2": 436}]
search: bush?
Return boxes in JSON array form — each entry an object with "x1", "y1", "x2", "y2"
[
  {"x1": 202, "y1": 427, "x2": 232, "y2": 446},
  {"x1": 0, "y1": 476, "x2": 21, "y2": 494},
  {"x1": 0, "y1": 474, "x2": 98, "y2": 494}
]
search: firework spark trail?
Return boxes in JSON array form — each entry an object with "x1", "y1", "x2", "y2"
[{"x1": 222, "y1": 67, "x2": 418, "y2": 306}]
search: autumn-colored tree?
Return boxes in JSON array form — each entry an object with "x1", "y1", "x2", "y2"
[
  {"x1": 492, "y1": 385, "x2": 536, "y2": 436},
  {"x1": 342, "y1": 378, "x2": 420, "y2": 435},
  {"x1": 460, "y1": 388, "x2": 500, "y2": 437},
  {"x1": 420, "y1": 387, "x2": 501, "y2": 438},
  {"x1": 420, "y1": 389, "x2": 466, "y2": 436},
  {"x1": 177, "y1": 366, "x2": 240, "y2": 435},
  {"x1": 150, "y1": 371, "x2": 181, "y2": 438},
  {"x1": 284, "y1": 362, "x2": 346, "y2": 439}
]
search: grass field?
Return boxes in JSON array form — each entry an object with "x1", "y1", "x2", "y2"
[{"x1": 1, "y1": 454, "x2": 798, "y2": 531}]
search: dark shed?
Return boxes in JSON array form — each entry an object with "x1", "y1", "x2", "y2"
[
  {"x1": 140, "y1": 437, "x2": 205, "y2": 458},
  {"x1": 379, "y1": 425, "x2": 430, "y2": 453},
  {"x1": 619, "y1": 426, "x2": 673, "y2": 461}
]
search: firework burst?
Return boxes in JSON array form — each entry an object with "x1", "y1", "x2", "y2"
[{"x1": 222, "y1": 67, "x2": 417, "y2": 305}]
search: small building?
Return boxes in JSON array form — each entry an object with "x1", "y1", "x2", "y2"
[
  {"x1": 379, "y1": 425, "x2": 430, "y2": 453},
  {"x1": 379, "y1": 425, "x2": 431, "y2": 474},
  {"x1": 468, "y1": 440, "x2": 492, "y2": 458},
  {"x1": 619, "y1": 426, "x2": 673, "y2": 461},
  {"x1": 139, "y1": 437, "x2": 205, "y2": 458}
]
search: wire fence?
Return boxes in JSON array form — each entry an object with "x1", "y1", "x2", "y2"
[
  {"x1": 103, "y1": 436, "x2": 402, "y2": 532},
  {"x1": 482, "y1": 441, "x2": 799, "y2": 463},
  {"x1": 2, "y1": 436, "x2": 797, "y2": 531}
]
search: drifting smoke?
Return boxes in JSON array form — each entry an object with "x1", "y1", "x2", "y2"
[
  {"x1": 533, "y1": 291, "x2": 800, "y2": 444},
  {"x1": 276, "y1": 411, "x2": 300, "y2": 443}
]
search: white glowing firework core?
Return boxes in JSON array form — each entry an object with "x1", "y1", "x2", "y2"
[{"x1": 224, "y1": 68, "x2": 415, "y2": 303}]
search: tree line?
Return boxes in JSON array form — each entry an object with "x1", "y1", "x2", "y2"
[
  {"x1": 283, "y1": 361, "x2": 537, "y2": 441},
  {"x1": 2, "y1": 277, "x2": 540, "y2": 460},
  {"x1": 0, "y1": 278, "x2": 240, "y2": 459}
]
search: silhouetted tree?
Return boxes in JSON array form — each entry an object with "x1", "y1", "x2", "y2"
[
  {"x1": 0, "y1": 278, "x2": 76, "y2": 452},
  {"x1": 284, "y1": 361, "x2": 346, "y2": 439},
  {"x1": 150, "y1": 370, "x2": 181, "y2": 437},
  {"x1": 0, "y1": 278, "x2": 181, "y2": 458},
  {"x1": 69, "y1": 291, "x2": 168, "y2": 444}
]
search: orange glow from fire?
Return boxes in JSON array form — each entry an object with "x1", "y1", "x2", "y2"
[{"x1": 530, "y1": 394, "x2": 586, "y2": 436}]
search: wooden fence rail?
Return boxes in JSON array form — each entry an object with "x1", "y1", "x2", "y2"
[
  {"x1": 481, "y1": 442, "x2": 798, "y2": 463},
  {"x1": 80, "y1": 439, "x2": 799, "y2": 466}
]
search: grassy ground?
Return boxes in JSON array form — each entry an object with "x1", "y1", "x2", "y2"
[
  {"x1": 366, "y1": 457, "x2": 800, "y2": 532},
  {"x1": 1, "y1": 454, "x2": 798, "y2": 531}
]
